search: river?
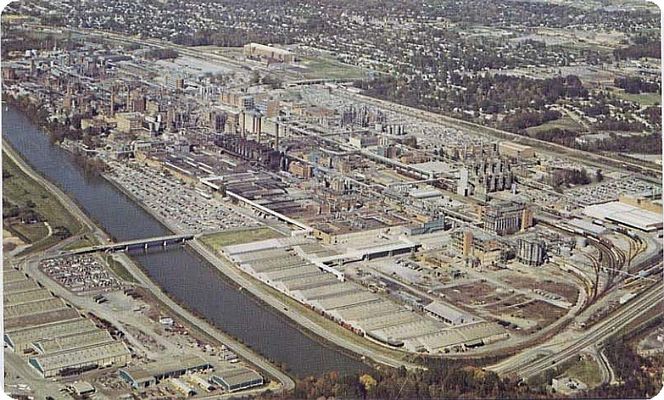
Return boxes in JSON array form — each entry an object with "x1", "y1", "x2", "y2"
[{"x1": 2, "y1": 105, "x2": 366, "y2": 378}]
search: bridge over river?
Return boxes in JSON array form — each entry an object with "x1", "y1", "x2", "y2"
[{"x1": 64, "y1": 234, "x2": 195, "y2": 255}]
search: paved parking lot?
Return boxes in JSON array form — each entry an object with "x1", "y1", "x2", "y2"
[{"x1": 108, "y1": 162, "x2": 260, "y2": 233}]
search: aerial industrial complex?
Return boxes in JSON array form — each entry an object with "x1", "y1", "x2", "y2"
[{"x1": 2, "y1": 2, "x2": 662, "y2": 399}]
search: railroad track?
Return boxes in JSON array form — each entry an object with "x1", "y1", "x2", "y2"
[{"x1": 493, "y1": 282, "x2": 663, "y2": 378}]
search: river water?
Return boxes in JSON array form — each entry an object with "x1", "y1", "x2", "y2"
[{"x1": 2, "y1": 105, "x2": 366, "y2": 378}]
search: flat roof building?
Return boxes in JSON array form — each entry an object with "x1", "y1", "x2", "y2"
[
  {"x1": 498, "y1": 141, "x2": 535, "y2": 159},
  {"x1": 4, "y1": 278, "x2": 40, "y2": 293},
  {"x1": 4, "y1": 318, "x2": 98, "y2": 353},
  {"x1": 5, "y1": 307, "x2": 81, "y2": 331},
  {"x1": 424, "y1": 301, "x2": 474, "y2": 326},
  {"x1": 5, "y1": 297, "x2": 69, "y2": 319},
  {"x1": 583, "y1": 202, "x2": 663, "y2": 232},
  {"x1": 4, "y1": 288, "x2": 53, "y2": 306},
  {"x1": 119, "y1": 355, "x2": 212, "y2": 389},
  {"x1": 211, "y1": 367, "x2": 264, "y2": 392},
  {"x1": 32, "y1": 330, "x2": 113, "y2": 355},
  {"x1": 29, "y1": 341, "x2": 130, "y2": 378},
  {"x1": 243, "y1": 43, "x2": 294, "y2": 64}
]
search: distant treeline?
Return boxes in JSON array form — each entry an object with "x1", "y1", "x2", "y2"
[
  {"x1": 142, "y1": 48, "x2": 178, "y2": 60},
  {"x1": 614, "y1": 40, "x2": 660, "y2": 60},
  {"x1": 614, "y1": 76, "x2": 660, "y2": 94}
]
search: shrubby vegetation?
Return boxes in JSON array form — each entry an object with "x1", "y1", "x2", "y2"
[
  {"x1": 142, "y1": 48, "x2": 178, "y2": 60},
  {"x1": 614, "y1": 77, "x2": 660, "y2": 94},
  {"x1": 614, "y1": 39, "x2": 660, "y2": 60}
]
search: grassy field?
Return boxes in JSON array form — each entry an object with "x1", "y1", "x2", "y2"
[
  {"x1": 609, "y1": 87, "x2": 661, "y2": 107},
  {"x1": 562, "y1": 357, "x2": 603, "y2": 388},
  {"x1": 526, "y1": 115, "x2": 586, "y2": 135},
  {"x1": 2, "y1": 150, "x2": 82, "y2": 248},
  {"x1": 298, "y1": 55, "x2": 368, "y2": 80},
  {"x1": 105, "y1": 254, "x2": 138, "y2": 283},
  {"x1": 61, "y1": 236, "x2": 98, "y2": 251},
  {"x1": 10, "y1": 221, "x2": 49, "y2": 243},
  {"x1": 200, "y1": 227, "x2": 284, "y2": 251}
]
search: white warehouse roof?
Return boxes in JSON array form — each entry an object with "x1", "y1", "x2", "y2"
[{"x1": 583, "y1": 202, "x2": 663, "y2": 232}]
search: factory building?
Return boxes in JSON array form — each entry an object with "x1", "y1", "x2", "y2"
[
  {"x1": 210, "y1": 367, "x2": 264, "y2": 392},
  {"x1": 28, "y1": 341, "x2": 131, "y2": 378},
  {"x1": 115, "y1": 112, "x2": 144, "y2": 134},
  {"x1": 618, "y1": 192, "x2": 662, "y2": 214},
  {"x1": 32, "y1": 330, "x2": 114, "y2": 355},
  {"x1": 424, "y1": 301, "x2": 475, "y2": 326},
  {"x1": 118, "y1": 355, "x2": 212, "y2": 389},
  {"x1": 223, "y1": 237, "x2": 507, "y2": 354},
  {"x1": 457, "y1": 158, "x2": 514, "y2": 198},
  {"x1": 288, "y1": 161, "x2": 313, "y2": 179},
  {"x1": 583, "y1": 201, "x2": 663, "y2": 232},
  {"x1": 4, "y1": 319, "x2": 99, "y2": 353},
  {"x1": 498, "y1": 141, "x2": 535, "y2": 159},
  {"x1": 169, "y1": 378, "x2": 196, "y2": 397},
  {"x1": 3, "y1": 270, "x2": 130, "y2": 378},
  {"x1": 403, "y1": 214, "x2": 446, "y2": 236},
  {"x1": 214, "y1": 134, "x2": 282, "y2": 170},
  {"x1": 4, "y1": 287, "x2": 53, "y2": 306},
  {"x1": 451, "y1": 229, "x2": 504, "y2": 266},
  {"x1": 517, "y1": 238, "x2": 547, "y2": 266},
  {"x1": 483, "y1": 201, "x2": 532, "y2": 236},
  {"x1": 243, "y1": 43, "x2": 295, "y2": 64}
]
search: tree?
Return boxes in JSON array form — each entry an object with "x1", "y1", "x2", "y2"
[
  {"x1": 359, "y1": 374, "x2": 377, "y2": 392},
  {"x1": 596, "y1": 169, "x2": 604, "y2": 182}
]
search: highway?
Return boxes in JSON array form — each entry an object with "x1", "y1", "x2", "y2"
[
  {"x1": 22, "y1": 23, "x2": 662, "y2": 183},
  {"x1": 337, "y1": 90, "x2": 662, "y2": 183},
  {"x1": 488, "y1": 281, "x2": 663, "y2": 379}
]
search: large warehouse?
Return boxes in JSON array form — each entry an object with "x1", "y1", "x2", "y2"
[
  {"x1": 583, "y1": 202, "x2": 663, "y2": 231},
  {"x1": 29, "y1": 341, "x2": 131, "y2": 378},
  {"x1": 223, "y1": 236, "x2": 508, "y2": 353},
  {"x1": 211, "y1": 367, "x2": 264, "y2": 392},
  {"x1": 4, "y1": 318, "x2": 99, "y2": 353},
  {"x1": 118, "y1": 355, "x2": 212, "y2": 389},
  {"x1": 243, "y1": 43, "x2": 294, "y2": 63},
  {"x1": 3, "y1": 268, "x2": 131, "y2": 378}
]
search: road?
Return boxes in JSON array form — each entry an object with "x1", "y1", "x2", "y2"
[
  {"x1": 336, "y1": 90, "x2": 662, "y2": 182},
  {"x1": 488, "y1": 281, "x2": 663, "y2": 379},
  {"x1": 190, "y1": 239, "x2": 417, "y2": 370},
  {"x1": 21, "y1": 23, "x2": 662, "y2": 182},
  {"x1": 3, "y1": 141, "x2": 296, "y2": 394},
  {"x1": 4, "y1": 350, "x2": 72, "y2": 400}
]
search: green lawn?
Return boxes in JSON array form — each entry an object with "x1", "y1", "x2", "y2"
[
  {"x1": 609, "y1": 88, "x2": 661, "y2": 107},
  {"x1": 10, "y1": 222, "x2": 49, "y2": 243},
  {"x1": 200, "y1": 227, "x2": 284, "y2": 251},
  {"x1": 298, "y1": 55, "x2": 369, "y2": 80},
  {"x1": 105, "y1": 255, "x2": 138, "y2": 283},
  {"x1": 526, "y1": 115, "x2": 585, "y2": 135},
  {"x1": 61, "y1": 237, "x2": 98, "y2": 251},
  {"x1": 2, "y1": 150, "x2": 82, "y2": 248},
  {"x1": 562, "y1": 357, "x2": 603, "y2": 388}
]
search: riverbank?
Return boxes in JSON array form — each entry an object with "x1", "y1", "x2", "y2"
[
  {"x1": 2, "y1": 138, "x2": 296, "y2": 394},
  {"x1": 2, "y1": 103, "x2": 381, "y2": 378},
  {"x1": 102, "y1": 165, "x2": 417, "y2": 370}
]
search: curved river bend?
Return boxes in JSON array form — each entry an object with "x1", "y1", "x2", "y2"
[{"x1": 2, "y1": 105, "x2": 366, "y2": 378}]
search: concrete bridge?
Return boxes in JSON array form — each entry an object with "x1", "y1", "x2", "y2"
[{"x1": 64, "y1": 234, "x2": 195, "y2": 255}]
